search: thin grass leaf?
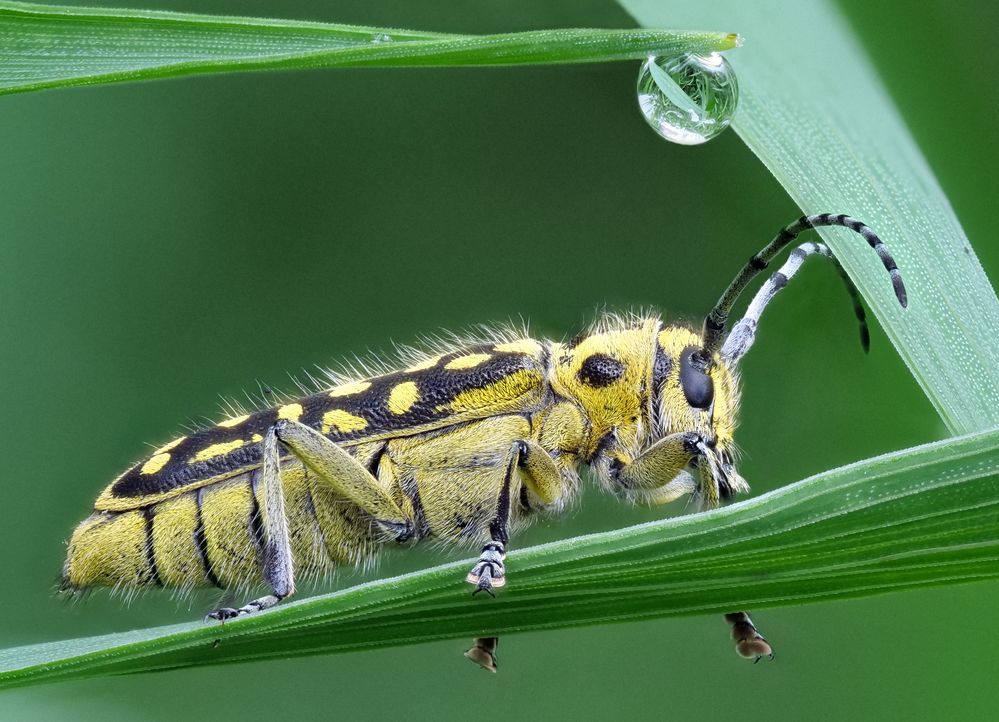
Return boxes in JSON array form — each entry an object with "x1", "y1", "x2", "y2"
[
  {"x1": 1, "y1": 429, "x2": 998, "y2": 689},
  {"x1": 619, "y1": 0, "x2": 999, "y2": 436},
  {"x1": 645, "y1": 54, "x2": 702, "y2": 116},
  {"x1": 0, "y1": 1, "x2": 739, "y2": 96}
]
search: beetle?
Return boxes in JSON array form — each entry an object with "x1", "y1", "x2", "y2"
[{"x1": 63, "y1": 213, "x2": 906, "y2": 671}]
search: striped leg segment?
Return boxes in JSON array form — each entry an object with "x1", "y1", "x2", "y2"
[
  {"x1": 466, "y1": 443, "x2": 522, "y2": 596},
  {"x1": 725, "y1": 611, "x2": 774, "y2": 662},
  {"x1": 700, "y1": 213, "x2": 908, "y2": 360},
  {"x1": 463, "y1": 438, "x2": 564, "y2": 595},
  {"x1": 207, "y1": 428, "x2": 294, "y2": 621},
  {"x1": 720, "y1": 241, "x2": 870, "y2": 362}
]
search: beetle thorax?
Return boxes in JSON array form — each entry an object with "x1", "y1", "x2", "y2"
[{"x1": 548, "y1": 318, "x2": 661, "y2": 459}]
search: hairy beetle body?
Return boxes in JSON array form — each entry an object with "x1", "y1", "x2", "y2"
[
  {"x1": 65, "y1": 321, "x2": 739, "y2": 592},
  {"x1": 63, "y1": 214, "x2": 908, "y2": 667}
]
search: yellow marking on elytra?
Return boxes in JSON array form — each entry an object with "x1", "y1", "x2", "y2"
[
  {"x1": 441, "y1": 369, "x2": 543, "y2": 414},
  {"x1": 445, "y1": 353, "x2": 491, "y2": 370},
  {"x1": 405, "y1": 355, "x2": 442, "y2": 373},
  {"x1": 387, "y1": 381, "x2": 420, "y2": 415},
  {"x1": 322, "y1": 409, "x2": 368, "y2": 434},
  {"x1": 140, "y1": 452, "x2": 171, "y2": 475},
  {"x1": 493, "y1": 340, "x2": 538, "y2": 355},
  {"x1": 251, "y1": 433, "x2": 263, "y2": 443},
  {"x1": 154, "y1": 436, "x2": 186, "y2": 454},
  {"x1": 329, "y1": 381, "x2": 372, "y2": 398},
  {"x1": 217, "y1": 414, "x2": 250, "y2": 428},
  {"x1": 278, "y1": 403, "x2": 303, "y2": 422},
  {"x1": 190, "y1": 439, "x2": 245, "y2": 463}
]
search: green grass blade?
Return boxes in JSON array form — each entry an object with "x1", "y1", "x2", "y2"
[
  {"x1": 2, "y1": 429, "x2": 998, "y2": 689},
  {"x1": 0, "y1": 1, "x2": 738, "y2": 96},
  {"x1": 619, "y1": 0, "x2": 999, "y2": 435}
]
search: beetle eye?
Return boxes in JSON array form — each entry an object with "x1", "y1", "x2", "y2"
[{"x1": 679, "y1": 346, "x2": 714, "y2": 409}]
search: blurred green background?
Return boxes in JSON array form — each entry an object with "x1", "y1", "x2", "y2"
[{"x1": 1, "y1": 0, "x2": 996, "y2": 718}]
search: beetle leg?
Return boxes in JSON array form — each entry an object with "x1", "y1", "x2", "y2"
[
  {"x1": 465, "y1": 442, "x2": 518, "y2": 596},
  {"x1": 272, "y1": 419, "x2": 414, "y2": 541},
  {"x1": 207, "y1": 427, "x2": 294, "y2": 620},
  {"x1": 725, "y1": 612, "x2": 774, "y2": 662},
  {"x1": 465, "y1": 636, "x2": 499, "y2": 672},
  {"x1": 465, "y1": 440, "x2": 562, "y2": 595},
  {"x1": 207, "y1": 420, "x2": 418, "y2": 622},
  {"x1": 610, "y1": 431, "x2": 702, "y2": 491},
  {"x1": 608, "y1": 435, "x2": 773, "y2": 662},
  {"x1": 516, "y1": 439, "x2": 566, "y2": 506}
]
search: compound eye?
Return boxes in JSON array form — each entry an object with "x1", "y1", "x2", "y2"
[{"x1": 679, "y1": 345, "x2": 714, "y2": 409}]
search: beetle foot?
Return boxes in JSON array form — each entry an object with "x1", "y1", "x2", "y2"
[{"x1": 466, "y1": 542, "x2": 506, "y2": 596}]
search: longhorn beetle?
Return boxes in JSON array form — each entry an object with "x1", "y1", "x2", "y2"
[{"x1": 63, "y1": 214, "x2": 907, "y2": 671}]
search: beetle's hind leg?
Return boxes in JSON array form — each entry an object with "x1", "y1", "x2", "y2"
[
  {"x1": 207, "y1": 418, "x2": 418, "y2": 621},
  {"x1": 207, "y1": 427, "x2": 295, "y2": 621}
]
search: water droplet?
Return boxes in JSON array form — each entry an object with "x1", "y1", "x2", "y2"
[
  {"x1": 371, "y1": 33, "x2": 393, "y2": 44},
  {"x1": 637, "y1": 53, "x2": 739, "y2": 146}
]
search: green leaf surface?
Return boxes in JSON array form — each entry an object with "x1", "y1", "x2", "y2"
[
  {"x1": 0, "y1": 1, "x2": 738, "y2": 95},
  {"x1": 3, "y1": 0, "x2": 997, "y2": 696},
  {"x1": 2, "y1": 428, "x2": 998, "y2": 689},
  {"x1": 619, "y1": 0, "x2": 999, "y2": 436}
]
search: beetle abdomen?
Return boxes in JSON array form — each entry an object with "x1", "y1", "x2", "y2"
[{"x1": 63, "y1": 463, "x2": 378, "y2": 593}]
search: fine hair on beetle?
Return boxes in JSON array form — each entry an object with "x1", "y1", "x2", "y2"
[{"x1": 61, "y1": 212, "x2": 906, "y2": 669}]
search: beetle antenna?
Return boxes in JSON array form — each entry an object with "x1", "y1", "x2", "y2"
[
  {"x1": 699, "y1": 213, "x2": 907, "y2": 363},
  {"x1": 720, "y1": 241, "x2": 870, "y2": 363}
]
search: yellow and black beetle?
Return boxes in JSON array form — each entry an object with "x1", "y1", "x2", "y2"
[{"x1": 63, "y1": 214, "x2": 906, "y2": 671}]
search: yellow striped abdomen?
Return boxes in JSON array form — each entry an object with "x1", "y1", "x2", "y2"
[{"x1": 63, "y1": 460, "x2": 377, "y2": 593}]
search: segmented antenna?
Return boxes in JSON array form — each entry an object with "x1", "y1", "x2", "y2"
[
  {"x1": 720, "y1": 241, "x2": 870, "y2": 363},
  {"x1": 700, "y1": 214, "x2": 907, "y2": 362}
]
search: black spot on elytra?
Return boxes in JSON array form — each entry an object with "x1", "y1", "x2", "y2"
[
  {"x1": 577, "y1": 354, "x2": 626, "y2": 387},
  {"x1": 109, "y1": 343, "x2": 545, "y2": 500}
]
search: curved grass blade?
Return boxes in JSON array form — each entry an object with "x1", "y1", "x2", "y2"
[
  {"x1": 618, "y1": 0, "x2": 999, "y2": 436},
  {"x1": 1, "y1": 428, "x2": 998, "y2": 689},
  {"x1": 0, "y1": 1, "x2": 739, "y2": 96}
]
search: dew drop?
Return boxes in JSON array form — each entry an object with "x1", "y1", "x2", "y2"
[
  {"x1": 371, "y1": 33, "x2": 393, "y2": 43},
  {"x1": 636, "y1": 53, "x2": 739, "y2": 146}
]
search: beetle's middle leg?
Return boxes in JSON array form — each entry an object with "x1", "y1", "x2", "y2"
[
  {"x1": 466, "y1": 440, "x2": 563, "y2": 595},
  {"x1": 464, "y1": 440, "x2": 565, "y2": 671}
]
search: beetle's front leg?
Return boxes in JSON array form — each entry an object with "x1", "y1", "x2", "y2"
[
  {"x1": 610, "y1": 431, "x2": 702, "y2": 497},
  {"x1": 607, "y1": 432, "x2": 774, "y2": 662},
  {"x1": 726, "y1": 612, "x2": 774, "y2": 662}
]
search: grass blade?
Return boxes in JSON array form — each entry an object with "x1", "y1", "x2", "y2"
[
  {"x1": 619, "y1": 0, "x2": 999, "y2": 435},
  {"x1": 0, "y1": 1, "x2": 738, "y2": 96},
  {"x1": 2, "y1": 428, "x2": 998, "y2": 689}
]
